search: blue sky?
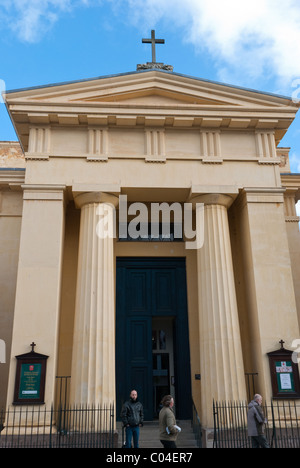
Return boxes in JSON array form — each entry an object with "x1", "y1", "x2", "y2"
[{"x1": 1, "y1": 0, "x2": 300, "y2": 180}]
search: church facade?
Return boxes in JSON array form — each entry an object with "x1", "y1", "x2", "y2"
[{"x1": 1, "y1": 67, "x2": 300, "y2": 437}]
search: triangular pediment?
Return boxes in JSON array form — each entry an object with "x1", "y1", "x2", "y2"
[
  {"x1": 5, "y1": 69, "x2": 294, "y2": 109},
  {"x1": 70, "y1": 88, "x2": 231, "y2": 106}
]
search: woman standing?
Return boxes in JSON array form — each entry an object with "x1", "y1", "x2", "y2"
[{"x1": 159, "y1": 395, "x2": 181, "y2": 448}]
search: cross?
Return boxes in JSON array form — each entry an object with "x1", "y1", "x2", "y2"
[
  {"x1": 30, "y1": 342, "x2": 36, "y2": 353},
  {"x1": 142, "y1": 30, "x2": 165, "y2": 63},
  {"x1": 279, "y1": 339, "x2": 285, "y2": 349}
]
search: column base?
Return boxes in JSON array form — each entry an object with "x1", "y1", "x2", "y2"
[{"x1": 202, "y1": 427, "x2": 215, "y2": 449}]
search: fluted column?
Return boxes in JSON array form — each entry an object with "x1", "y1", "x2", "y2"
[
  {"x1": 194, "y1": 194, "x2": 247, "y2": 427},
  {"x1": 70, "y1": 192, "x2": 118, "y2": 407}
]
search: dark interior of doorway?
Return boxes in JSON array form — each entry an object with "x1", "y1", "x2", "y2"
[{"x1": 152, "y1": 317, "x2": 175, "y2": 418}]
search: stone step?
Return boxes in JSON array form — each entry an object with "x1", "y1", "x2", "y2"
[{"x1": 117, "y1": 420, "x2": 199, "y2": 448}]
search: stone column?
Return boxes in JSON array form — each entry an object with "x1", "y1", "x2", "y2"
[
  {"x1": 241, "y1": 188, "x2": 300, "y2": 399},
  {"x1": 194, "y1": 194, "x2": 247, "y2": 428},
  {"x1": 70, "y1": 192, "x2": 118, "y2": 407},
  {"x1": 283, "y1": 188, "x2": 300, "y2": 327},
  {"x1": 6, "y1": 185, "x2": 66, "y2": 410}
]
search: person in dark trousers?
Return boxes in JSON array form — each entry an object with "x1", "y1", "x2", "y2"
[
  {"x1": 121, "y1": 389, "x2": 144, "y2": 448},
  {"x1": 159, "y1": 395, "x2": 181, "y2": 448},
  {"x1": 248, "y1": 394, "x2": 270, "y2": 448}
]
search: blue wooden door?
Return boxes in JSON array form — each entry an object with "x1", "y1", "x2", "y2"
[
  {"x1": 116, "y1": 264, "x2": 153, "y2": 420},
  {"x1": 116, "y1": 258, "x2": 192, "y2": 421}
]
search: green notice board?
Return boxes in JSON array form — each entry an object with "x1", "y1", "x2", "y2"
[
  {"x1": 275, "y1": 361, "x2": 295, "y2": 394},
  {"x1": 13, "y1": 349, "x2": 48, "y2": 405},
  {"x1": 268, "y1": 345, "x2": 300, "y2": 399},
  {"x1": 18, "y1": 363, "x2": 42, "y2": 400}
]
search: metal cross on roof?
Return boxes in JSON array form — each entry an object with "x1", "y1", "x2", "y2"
[{"x1": 142, "y1": 30, "x2": 165, "y2": 63}]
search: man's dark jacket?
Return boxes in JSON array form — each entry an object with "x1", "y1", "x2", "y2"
[{"x1": 121, "y1": 398, "x2": 144, "y2": 427}]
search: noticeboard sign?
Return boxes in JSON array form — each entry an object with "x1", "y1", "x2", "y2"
[
  {"x1": 13, "y1": 345, "x2": 48, "y2": 405},
  {"x1": 268, "y1": 343, "x2": 300, "y2": 399},
  {"x1": 275, "y1": 361, "x2": 295, "y2": 393},
  {"x1": 18, "y1": 363, "x2": 42, "y2": 400}
]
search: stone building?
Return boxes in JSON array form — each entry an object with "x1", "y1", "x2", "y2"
[{"x1": 1, "y1": 64, "x2": 300, "y2": 440}]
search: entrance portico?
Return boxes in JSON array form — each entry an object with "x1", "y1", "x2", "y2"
[{"x1": 2, "y1": 68, "x2": 300, "y2": 436}]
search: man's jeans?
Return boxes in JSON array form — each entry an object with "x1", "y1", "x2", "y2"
[{"x1": 125, "y1": 425, "x2": 140, "y2": 448}]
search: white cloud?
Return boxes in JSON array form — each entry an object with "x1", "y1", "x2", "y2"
[
  {"x1": 289, "y1": 153, "x2": 300, "y2": 174},
  {"x1": 0, "y1": 0, "x2": 79, "y2": 42},
  {"x1": 0, "y1": 79, "x2": 6, "y2": 104},
  {"x1": 126, "y1": 0, "x2": 300, "y2": 87}
]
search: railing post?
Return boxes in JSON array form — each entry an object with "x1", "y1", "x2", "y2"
[
  {"x1": 213, "y1": 400, "x2": 218, "y2": 448},
  {"x1": 270, "y1": 400, "x2": 277, "y2": 449},
  {"x1": 49, "y1": 405, "x2": 53, "y2": 449}
]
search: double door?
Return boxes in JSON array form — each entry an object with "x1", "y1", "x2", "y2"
[{"x1": 116, "y1": 258, "x2": 192, "y2": 421}]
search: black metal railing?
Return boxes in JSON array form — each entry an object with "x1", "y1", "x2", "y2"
[
  {"x1": 213, "y1": 400, "x2": 300, "y2": 448},
  {"x1": 0, "y1": 404, "x2": 116, "y2": 448}
]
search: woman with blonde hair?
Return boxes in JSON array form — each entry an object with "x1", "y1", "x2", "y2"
[{"x1": 159, "y1": 395, "x2": 181, "y2": 448}]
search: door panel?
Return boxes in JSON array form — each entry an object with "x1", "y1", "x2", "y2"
[
  {"x1": 152, "y1": 269, "x2": 176, "y2": 316},
  {"x1": 126, "y1": 270, "x2": 149, "y2": 316},
  {"x1": 127, "y1": 317, "x2": 153, "y2": 420},
  {"x1": 128, "y1": 319, "x2": 150, "y2": 361}
]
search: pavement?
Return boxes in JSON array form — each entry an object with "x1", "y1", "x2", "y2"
[{"x1": 116, "y1": 420, "x2": 199, "y2": 448}]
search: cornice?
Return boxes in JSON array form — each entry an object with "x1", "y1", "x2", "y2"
[
  {"x1": 281, "y1": 173, "x2": 300, "y2": 201},
  {"x1": 0, "y1": 168, "x2": 26, "y2": 190},
  {"x1": 281, "y1": 173, "x2": 300, "y2": 186}
]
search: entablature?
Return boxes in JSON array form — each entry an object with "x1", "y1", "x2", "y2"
[
  {"x1": 5, "y1": 70, "x2": 299, "y2": 156},
  {"x1": 21, "y1": 124, "x2": 283, "y2": 167}
]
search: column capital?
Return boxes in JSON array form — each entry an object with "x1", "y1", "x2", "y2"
[
  {"x1": 189, "y1": 193, "x2": 234, "y2": 209},
  {"x1": 74, "y1": 191, "x2": 119, "y2": 209},
  {"x1": 22, "y1": 184, "x2": 66, "y2": 201}
]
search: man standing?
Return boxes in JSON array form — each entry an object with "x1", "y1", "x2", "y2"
[
  {"x1": 248, "y1": 394, "x2": 270, "y2": 448},
  {"x1": 121, "y1": 390, "x2": 144, "y2": 448}
]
